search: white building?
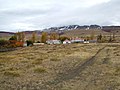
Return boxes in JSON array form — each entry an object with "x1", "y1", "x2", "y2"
[
  {"x1": 63, "y1": 39, "x2": 71, "y2": 44},
  {"x1": 84, "y1": 41, "x2": 89, "y2": 44},
  {"x1": 71, "y1": 38, "x2": 84, "y2": 43},
  {"x1": 46, "y1": 40, "x2": 61, "y2": 44},
  {"x1": 33, "y1": 43, "x2": 44, "y2": 46}
]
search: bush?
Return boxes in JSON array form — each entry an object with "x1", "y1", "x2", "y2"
[
  {"x1": 7, "y1": 44, "x2": 17, "y2": 48},
  {"x1": 4, "y1": 71, "x2": 20, "y2": 77},
  {"x1": 9, "y1": 36, "x2": 17, "y2": 41},
  {"x1": 9, "y1": 40, "x2": 24, "y2": 47},
  {"x1": 59, "y1": 36, "x2": 70, "y2": 42},
  {"x1": 0, "y1": 39, "x2": 9, "y2": 46},
  {"x1": 32, "y1": 59, "x2": 43, "y2": 65},
  {"x1": 36, "y1": 41, "x2": 40, "y2": 43},
  {"x1": 0, "y1": 39, "x2": 9, "y2": 47},
  {"x1": 15, "y1": 42, "x2": 23, "y2": 47},
  {"x1": 26, "y1": 40, "x2": 33, "y2": 46},
  {"x1": 34, "y1": 67, "x2": 46, "y2": 73}
]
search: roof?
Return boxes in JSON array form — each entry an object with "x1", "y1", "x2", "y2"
[{"x1": 64, "y1": 39, "x2": 71, "y2": 42}]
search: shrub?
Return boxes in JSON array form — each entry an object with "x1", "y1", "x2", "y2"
[
  {"x1": 9, "y1": 40, "x2": 23, "y2": 47},
  {"x1": 34, "y1": 67, "x2": 46, "y2": 73},
  {"x1": 9, "y1": 36, "x2": 17, "y2": 41},
  {"x1": 32, "y1": 59, "x2": 43, "y2": 65},
  {"x1": 59, "y1": 36, "x2": 70, "y2": 42},
  {"x1": 4, "y1": 71, "x2": 20, "y2": 77},
  {"x1": 36, "y1": 41, "x2": 40, "y2": 43},
  {"x1": 26, "y1": 40, "x2": 33, "y2": 46},
  {"x1": 50, "y1": 58, "x2": 61, "y2": 61},
  {"x1": 7, "y1": 44, "x2": 17, "y2": 48},
  {"x1": 0, "y1": 39, "x2": 9, "y2": 46},
  {"x1": 114, "y1": 68, "x2": 120, "y2": 75},
  {"x1": 15, "y1": 41, "x2": 24, "y2": 47}
]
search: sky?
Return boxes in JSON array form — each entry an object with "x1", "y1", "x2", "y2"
[{"x1": 0, "y1": 0, "x2": 120, "y2": 32}]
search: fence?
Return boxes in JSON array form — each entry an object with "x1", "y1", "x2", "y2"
[{"x1": 0, "y1": 48, "x2": 17, "y2": 52}]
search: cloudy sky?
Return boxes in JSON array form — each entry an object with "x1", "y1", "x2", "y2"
[{"x1": 0, "y1": 0, "x2": 120, "y2": 32}]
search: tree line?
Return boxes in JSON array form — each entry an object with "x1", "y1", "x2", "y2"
[{"x1": 0, "y1": 31, "x2": 117, "y2": 48}]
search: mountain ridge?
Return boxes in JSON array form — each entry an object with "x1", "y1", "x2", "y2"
[{"x1": 0, "y1": 25, "x2": 120, "y2": 35}]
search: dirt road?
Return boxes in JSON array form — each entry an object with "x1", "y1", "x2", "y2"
[{"x1": 39, "y1": 45, "x2": 120, "y2": 90}]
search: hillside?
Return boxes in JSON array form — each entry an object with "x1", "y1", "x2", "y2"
[
  {"x1": 0, "y1": 31, "x2": 15, "y2": 40},
  {"x1": 62, "y1": 29, "x2": 110, "y2": 37},
  {"x1": 0, "y1": 25, "x2": 120, "y2": 41}
]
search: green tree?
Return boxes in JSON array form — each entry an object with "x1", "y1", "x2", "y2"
[
  {"x1": 59, "y1": 36, "x2": 70, "y2": 42},
  {"x1": 9, "y1": 35, "x2": 17, "y2": 41},
  {"x1": 97, "y1": 34, "x2": 102, "y2": 42},
  {"x1": 26, "y1": 40, "x2": 33, "y2": 46}
]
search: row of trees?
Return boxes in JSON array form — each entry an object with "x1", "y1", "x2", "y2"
[
  {"x1": 7, "y1": 31, "x2": 62, "y2": 45},
  {"x1": 41, "y1": 32, "x2": 70, "y2": 43},
  {"x1": 1, "y1": 31, "x2": 116, "y2": 49},
  {"x1": 97, "y1": 33, "x2": 116, "y2": 43}
]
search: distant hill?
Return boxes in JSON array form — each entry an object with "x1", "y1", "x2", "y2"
[
  {"x1": 62, "y1": 29, "x2": 110, "y2": 37},
  {"x1": 0, "y1": 31, "x2": 15, "y2": 39},
  {"x1": 0, "y1": 31, "x2": 15, "y2": 35},
  {"x1": 0, "y1": 25, "x2": 120, "y2": 40},
  {"x1": 102, "y1": 26, "x2": 120, "y2": 34}
]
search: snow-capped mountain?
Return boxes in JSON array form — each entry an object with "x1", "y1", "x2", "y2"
[{"x1": 43, "y1": 25, "x2": 102, "y2": 32}]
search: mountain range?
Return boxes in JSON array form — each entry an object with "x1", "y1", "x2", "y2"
[{"x1": 0, "y1": 25, "x2": 120, "y2": 38}]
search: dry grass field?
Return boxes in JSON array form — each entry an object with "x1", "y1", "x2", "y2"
[
  {"x1": 63, "y1": 29, "x2": 120, "y2": 37},
  {"x1": 62, "y1": 29, "x2": 110, "y2": 37},
  {"x1": 0, "y1": 43, "x2": 120, "y2": 90},
  {"x1": 62, "y1": 29, "x2": 120, "y2": 42}
]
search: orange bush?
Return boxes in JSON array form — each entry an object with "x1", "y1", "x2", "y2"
[
  {"x1": 9, "y1": 40, "x2": 17, "y2": 44},
  {"x1": 15, "y1": 42, "x2": 24, "y2": 47}
]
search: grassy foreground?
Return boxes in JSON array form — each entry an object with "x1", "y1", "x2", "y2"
[{"x1": 0, "y1": 43, "x2": 120, "y2": 90}]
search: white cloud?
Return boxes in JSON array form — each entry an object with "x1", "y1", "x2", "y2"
[{"x1": 0, "y1": 0, "x2": 120, "y2": 32}]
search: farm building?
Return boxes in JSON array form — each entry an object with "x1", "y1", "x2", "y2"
[
  {"x1": 23, "y1": 42, "x2": 27, "y2": 47},
  {"x1": 63, "y1": 39, "x2": 71, "y2": 44},
  {"x1": 84, "y1": 41, "x2": 89, "y2": 44},
  {"x1": 71, "y1": 38, "x2": 84, "y2": 43},
  {"x1": 46, "y1": 40, "x2": 61, "y2": 44},
  {"x1": 89, "y1": 40, "x2": 97, "y2": 43},
  {"x1": 33, "y1": 43, "x2": 44, "y2": 46}
]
